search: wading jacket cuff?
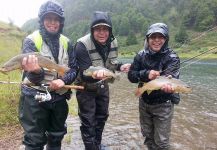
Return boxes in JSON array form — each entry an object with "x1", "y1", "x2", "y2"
[
  {"x1": 139, "y1": 70, "x2": 149, "y2": 81},
  {"x1": 27, "y1": 68, "x2": 45, "y2": 83},
  {"x1": 117, "y1": 63, "x2": 123, "y2": 71}
]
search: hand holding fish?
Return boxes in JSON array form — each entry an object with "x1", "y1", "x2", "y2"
[
  {"x1": 92, "y1": 69, "x2": 109, "y2": 80},
  {"x1": 148, "y1": 70, "x2": 160, "y2": 80},
  {"x1": 161, "y1": 83, "x2": 175, "y2": 93},
  {"x1": 49, "y1": 79, "x2": 65, "y2": 90},
  {"x1": 120, "y1": 63, "x2": 131, "y2": 73},
  {"x1": 22, "y1": 55, "x2": 41, "y2": 73}
]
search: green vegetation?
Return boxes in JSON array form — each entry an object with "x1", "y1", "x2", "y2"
[
  {"x1": 0, "y1": 21, "x2": 25, "y2": 137},
  {"x1": 21, "y1": 0, "x2": 217, "y2": 58}
]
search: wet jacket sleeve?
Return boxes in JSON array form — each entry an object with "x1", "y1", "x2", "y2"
[
  {"x1": 22, "y1": 38, "x2": 45, "y2": 83},
  {"x1": 128, "y1": 53, "x2": 149, "y2": 83},
  {"x1": 161, "y1": 52, "x2": 181, "y2": 104},
  {"x1": 116, "y1": 62, "x2": 123, "y2": 71},
  {"x1": 161, "y1": 53, "x2": 180, "y2": 79},
  {"x1": 61, "y1": 41, "x2": 78, "y2": 85},
  {"x1": 75, "y1": 42, "x2": 99, "y2": 83}
]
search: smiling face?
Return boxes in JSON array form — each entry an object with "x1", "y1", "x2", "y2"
[
  {"x1": 93, "y1": 25, "x2": 110, "y2": 45},
  {"x1": 148, "y1": 33, "x2": 166, "y2": 52},
  {"x1": 43, "y1": 13, "x2": 61, "y2": 34}
]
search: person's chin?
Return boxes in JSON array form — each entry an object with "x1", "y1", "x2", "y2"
[
  {"x1": 48, "y1": 30, "x2": 58, "y2": 35},
  {"x1": 98, "y1": 40, "x2": 106, "y2": 44},
  {"x1": 152, "y1": 47, "x2": 161, "y2": 52}
]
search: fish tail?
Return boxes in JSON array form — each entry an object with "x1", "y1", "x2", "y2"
[
  {"x1": 58, "y1": 66, "x2": 70, "y2": 77},
  {"x1": 147, "y1": 90, "x2": 153, "y2": 95}
]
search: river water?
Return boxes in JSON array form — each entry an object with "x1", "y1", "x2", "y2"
[{"x1": 63, "y1": 59, "x2": 217, "y2": 150}]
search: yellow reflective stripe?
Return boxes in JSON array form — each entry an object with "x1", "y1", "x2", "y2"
[
  {"x1": 32, "y1": 31, "x2": 69, "y2": 51},
  {"x1": 32, "y1": 31, "x2": 43, "y2": 51},
  {"x1": 60, "y1": 34, "x2": 69, "y2": 50}
]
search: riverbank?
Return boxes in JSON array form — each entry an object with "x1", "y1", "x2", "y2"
[
  {"x1": 119, "y1": 52, "x2": 217, "y2": 59},
  {"x1": 0, "y1": 95, "x2": 78, "y2": 150},
  {"x1": 0, "y1": 125, "x2": 23, "y2": 150}
]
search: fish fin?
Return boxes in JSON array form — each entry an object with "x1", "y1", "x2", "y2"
[
  {"x1": 147, "y1": 90, "x2": 152, "y2": 95},
  {"x1": 58, "y1": 66, "x2": 70, "y2": 77},
  {"x1": 102, "y1": 77, "x2": 110, "y2": 81},
  {"x1": 135, "y1": 88, "x2": 141, "y2": 97},
  {"x1": 135, "y1": 88, "x2": 145, "y2": 97}
]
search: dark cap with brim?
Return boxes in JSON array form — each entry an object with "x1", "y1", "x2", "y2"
[
  {"x1": 92, "y1": 23, "x2": 111, "y2": 28},
  {"x1": 146, "y1": 23, "x2": 169, "y2": 38},
  {"x1": 148, "y1": 29, "x2": 167, "y2": 37},
  {"x1": 42, "y1": 11, "x2": 63, "y2": 18}
]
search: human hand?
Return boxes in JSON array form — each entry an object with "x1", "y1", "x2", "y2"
[
  {"x1": 148, "y1": 70, "x2": 160, "y2": 80},
  {"x1": 22, "y1": 55, "x2": 41, "y2": 73},
  {"x1": 92, "y1": 69, "x2": 108, "y2": 80},
  {"x1": 120, "y1": 63, "x2": 131, "y2": 73},
  {"x1": 161, "y1": 83, "x2": 174, "y2": 93},
  {"x1": 49, "y1": 79, "x2": 65, "y2": 90}
]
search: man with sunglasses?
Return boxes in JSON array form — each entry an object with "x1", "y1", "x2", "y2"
[{"x1": 128, "y1": 23, "x2": 180, "y2": 150}]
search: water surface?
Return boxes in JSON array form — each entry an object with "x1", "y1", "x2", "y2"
[{"x1": 63, "y1": 60, "x2": 217, "y2": 150}]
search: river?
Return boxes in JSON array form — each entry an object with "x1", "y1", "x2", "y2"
[{"x1": 63, "y1": 59, "x2": 217, "y2": 150}]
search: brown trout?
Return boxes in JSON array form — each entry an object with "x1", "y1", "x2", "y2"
[
  {"x1": 135, "y1": 76, "x2": 192, "y2": 97},
  {"x1": 0, "y1": 52, "x2": 70, "y2": 76},
  {"x1": 83, "y1": 66, "x2": 119, "y2": 79}
]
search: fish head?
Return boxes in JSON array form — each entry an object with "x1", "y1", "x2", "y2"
[
  {"x1": 176, "y1": 85, "x2": 192, "y2": 93},
  {"x1": 83, "y1": 69, "x2": 93, "y2": 76}
]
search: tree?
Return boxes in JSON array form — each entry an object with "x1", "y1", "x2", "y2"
[
  {"x1": 175, "y1": 25, "x2": 189, "y2": 44},
  {"x1": 118, "y1": 17, "x2": 130, "y2": 36},
  {"x1": 126, "y1": 31, "x2": 138, "y2": 46},
  {"x1": 195, "y1": 5, "x2": 215, "y2": 31}
]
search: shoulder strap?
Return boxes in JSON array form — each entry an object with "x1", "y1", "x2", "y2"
[{"x1": 60, "y1": 34, "x2": 69, "y2": 50}]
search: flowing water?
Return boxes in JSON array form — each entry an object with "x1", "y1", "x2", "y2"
[{"x1": 63, "y1": 59, "x2": 217, "y2": 150}]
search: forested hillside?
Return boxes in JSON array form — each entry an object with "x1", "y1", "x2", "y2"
[{"x1": 22, "y1": 0, "x2": 217, "y2": 56}]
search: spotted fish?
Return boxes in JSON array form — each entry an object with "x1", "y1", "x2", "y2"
[
  {"x1": 0, "y1": 52, "x2": 70, "y2": 76},
  {"x1": 136, "y1": 76, "x2": 192, "y2": 97}
]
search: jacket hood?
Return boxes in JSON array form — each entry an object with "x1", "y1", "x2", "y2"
[
  {"x1": 38, "y1": 0, "x2": 64, "y2": 36},
  {"x1": 144, "y1": 23, "x2": 169, "y2": 54},
  {"x1": 91, "y1": 11, "x2": 112, "y2": 29},
  {"x1": 146, "y1": 23, "x2": 169, "y2": 38},
  {"x1": 38, "y1": 0, "x2": 64, "y2": 20},
  {"x1": 90, "y1": 11, "x2": 114, "y2": 44}
]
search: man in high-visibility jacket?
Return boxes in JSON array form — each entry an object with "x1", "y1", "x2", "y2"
[{"x1": 18, "y1": 1, "x2": 77, "y2": 150}]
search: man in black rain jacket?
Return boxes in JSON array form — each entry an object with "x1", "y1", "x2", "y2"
[{"x1": 128, "y1": 23, "x2": 180, "y2": 150}]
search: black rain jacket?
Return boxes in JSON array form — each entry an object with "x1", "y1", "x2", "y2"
[{"x1": 128, "y1": 47, "x2": 181, "y2": 104}]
